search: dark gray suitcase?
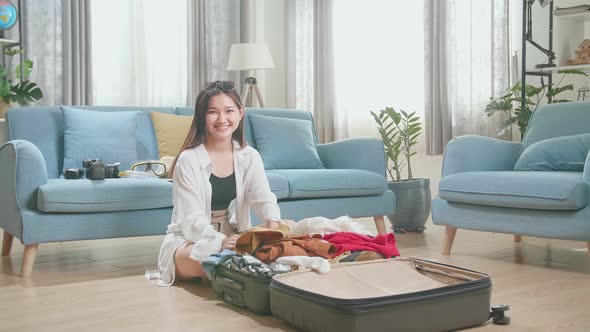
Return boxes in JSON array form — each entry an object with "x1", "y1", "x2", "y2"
[
  {"x1": 211, "y1": 263, "x2": 272, "y2": 315},
  {"x1": 270, "y1": 257, "x2": 500, "y2": 332}
]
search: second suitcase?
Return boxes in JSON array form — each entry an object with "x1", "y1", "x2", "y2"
[{"x1": 270, "y1": 257, "x2": 493, "y2": 332}]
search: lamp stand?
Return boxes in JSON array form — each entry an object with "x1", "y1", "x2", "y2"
[{"x1": 241, "y1": 77, "x2": 265, "y2": 108}]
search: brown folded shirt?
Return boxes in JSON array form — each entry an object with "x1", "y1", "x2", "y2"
[
  {"x1": 255, "y1": 235, "x2": 338, "y2": 263},
  {"x1": 235, "y1": 224, "x2": 290, "y2": 254}
]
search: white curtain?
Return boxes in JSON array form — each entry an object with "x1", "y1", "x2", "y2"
[
  {"x1": 285, "y1": 0, "x2": 339, "y2": 143},
  {"x1": 186, "y1": 0, "x2": 242, "y2": 107},
  {"x1": 424, "y1": 0, "x2": 511, "y2": 155},
  {"x1": 332, "y1": 0, "x2": 425, "y2": 143},
  {"x1": 91, "y1": 0, "x2": 188, "y2": 106}
]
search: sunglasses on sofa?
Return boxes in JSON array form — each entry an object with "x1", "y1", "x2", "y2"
[{"x1": 131, "y1": 161, "x2": 167, "y2": 177}]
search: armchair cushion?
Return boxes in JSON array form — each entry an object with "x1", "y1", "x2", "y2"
[
  {"x1": 514, "y1": 133, "x2": 590, "y2": 171},
  {"x1": 37, "y1": 178, "x2": 173, "y2": 213},
  {"x1": 439, "y1": 171, "x2": 588, "y2": 210},
  {"x1": 249, "y1": 114, "x2": 323, "y2": 170},
  {"x1": 267, "y1": 169, "x2": 386, "y2": 199},
  {"x1": 62, "y1": 106, "x2": 140, "y2": 174}
]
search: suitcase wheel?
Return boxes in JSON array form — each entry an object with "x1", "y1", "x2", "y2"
[{"x1": 490, "y1": 304, "x2": 510, "y2": 325}]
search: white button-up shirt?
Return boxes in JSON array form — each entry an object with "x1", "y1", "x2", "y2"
[{"x1": 157, "y1": 141, "x2": 281, "y2": 285}]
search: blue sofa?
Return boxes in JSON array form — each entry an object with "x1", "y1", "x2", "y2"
[
  {"x1": 433, "y1": 101, "x2": 590, "y2": 255},
  {"x1": 0, "y1": 106, "x2": 394, "y2": 276}
]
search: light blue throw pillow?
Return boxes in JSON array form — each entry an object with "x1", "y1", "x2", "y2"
[
  {"x1": 62, "y1": 106, "x2": 140, "y2": 174},
  {"x1": 514, "y1": 133, "x2": 590, "y2": 171},
  {"x1": 249, "y1": 113, "x2": 324, "y2": 169}
]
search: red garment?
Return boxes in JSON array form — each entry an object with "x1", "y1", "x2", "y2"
[{"x1": 322, "y1": 232, "x2": 400, "y2": 258}]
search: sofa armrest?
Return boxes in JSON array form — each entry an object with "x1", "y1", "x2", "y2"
[
  {"x1": 442, "y1": 135, "x2": 522, "y2": 177},
  {"x1": 0, "y1": 140, "x2": 48, "y2": 238},
  {"x1": 316, "y1": 138, "x2": 386, "y2": 177}
]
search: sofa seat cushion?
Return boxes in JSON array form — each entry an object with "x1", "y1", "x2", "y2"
[
  {"x1": 266, "y1": 172, "x2": 290, "y2": 199},
  {"x1": 267, "y1": 169, "x2": 386, "y2": 199},
  {"x1": 37, "y1": 178, "x2": 173, "y2": 213},
  {"x1": 439, "y1": 171, "x2": 588, "y2": 210}
]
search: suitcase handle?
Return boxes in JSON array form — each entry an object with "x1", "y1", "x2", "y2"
[{"x1": 217, "y1": 276, "x2": 244, "y2": 291}]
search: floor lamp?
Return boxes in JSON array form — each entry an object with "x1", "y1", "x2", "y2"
[{"x1": 226, "y1": 43, "x2": 275, "y2": 108}]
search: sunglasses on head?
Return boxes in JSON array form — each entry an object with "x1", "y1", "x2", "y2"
[{"x1": 200, "y1": 80, "x2": 236, "y2": 93}]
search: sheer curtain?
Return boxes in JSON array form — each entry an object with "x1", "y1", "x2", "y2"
[
  {"x1": 91, "y1": 0, "x2": 188, "y2": 106},
  {"x1": 424, "y1": 0, "x2": 511, "y2": 155},
  {"x1": 186, "y1": 0, "x2": 242, "y2": 106},
  {"x1": 333, "y1": 0, "x2": 425, "y2": 143}
]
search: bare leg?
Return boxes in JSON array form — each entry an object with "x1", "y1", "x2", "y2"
[
  {"x1": 21, "y1": 244, "x2": 39, "y2": 277},
  {"x1": 2, "y1": 231, "x2": 13, "y2": 256},
  {"x1": 441, "y1": 226, "x2": 457, "y2": 255},
  {"x1": 174, "y1": 243, "x2": 206, "y2": 280},
  {"x1": 514, "y1": 235, "x2": 522, "y2": 243},
  {"x1": 373, "y1": 216, "x2": 387, "y2": 235}
]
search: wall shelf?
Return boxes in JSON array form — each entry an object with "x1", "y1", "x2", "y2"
[
  {"x1": 555, "y1": 11, "x2": 590, "y2": 21},
  {"x1": 0, "y1": 38, "x2": 18, "y2": 46}
]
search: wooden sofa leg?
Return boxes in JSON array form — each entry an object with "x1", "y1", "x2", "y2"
[
  {"x1": 2, "y1": 231, "x2": 14, "y2": 256},
  {"x1": 373, "y1": 216, "x2": 387, "y2": 235},
  {"x1": 441, "y1": 226, "x2": 457, "y2": 255},
  {"x1": 20, "y1": 244, "x2": 39, "y2": 277},
  {"x1": 514, "y1": 235, "x2": 522, "y2": 243}
]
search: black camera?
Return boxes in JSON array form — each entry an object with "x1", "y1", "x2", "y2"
[
  {"x1": 83, "y1": 159, "x2": 105, "y2": 180},
  {"x1": 82, "y1": 160, "x2": 120, "y2": 180}
]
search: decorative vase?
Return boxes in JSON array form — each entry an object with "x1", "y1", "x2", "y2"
[
  {"x1": 386, "y1": 178, "x2": 431, "y2": 233},
  {"x1": 0, "y1": 100, "x2": 9, "y2": 119}
]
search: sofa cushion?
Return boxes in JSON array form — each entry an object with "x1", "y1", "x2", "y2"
[
  {"x1": 37, "y1": 178, "x2": 173, "y2": 213},
  {"x1": 514, "y1": 133, "x2": 590, "y2": 171},
  {"x1": 439, "y1": 171, "x2": 588, "y2": 210},
  {"x1": 249, "y1": 114, "x2": 324, "y2": 170},
  {"x1": 62, "y1": 106, "x2": 140, "y2": 174},
  {"x1": 150, "y1": 112, "x2": 193, "y2": 158},
  {"x1": 265, "y1": 172, "x2": 289, "y2": 199},
  {"x1": 267, "y1": 169, "x2": 386, "y2": 199}
]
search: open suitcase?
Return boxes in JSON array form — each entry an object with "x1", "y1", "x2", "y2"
[{"x1": 270, "y1": 257, "x2": 498, "y2": 332}]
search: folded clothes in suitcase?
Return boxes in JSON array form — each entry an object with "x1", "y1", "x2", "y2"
[{"x1": 270, "y1": 258, "x2": 499, "y2": 332}]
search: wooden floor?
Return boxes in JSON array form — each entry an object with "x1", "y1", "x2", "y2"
[{"x1": 2, "y1": 155, "x2": 590, "y2": 331}]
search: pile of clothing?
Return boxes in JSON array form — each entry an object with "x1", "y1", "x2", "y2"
[{"x1": 204, "y1": 216, "x2": 400, "y2": 278}]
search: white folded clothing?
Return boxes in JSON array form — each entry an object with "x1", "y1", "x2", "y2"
[
  {"x1": 289, "y1": 215, "x2": 372, "y2": 237},
  {"x1": 276, "y1": 256, "x2": 331, "y2": 274}
]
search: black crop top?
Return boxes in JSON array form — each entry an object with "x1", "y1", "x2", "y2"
[{"x1": 210, "y1": 173, "x2": 237, "y2": 210}]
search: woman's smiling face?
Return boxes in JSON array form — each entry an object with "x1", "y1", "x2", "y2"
[{"x1": 205, "y1": 92, "x2": 244, "y2": 142}]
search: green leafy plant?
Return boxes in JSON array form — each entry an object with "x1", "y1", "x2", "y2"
[
  {"x1": 0, "y1": 48, "x2": 43, "y2": 106},
  {"x1": 370, "y1": 107, "x2": 422, "y2": 182},
  {"x1": 485, "y1": 70, "x2": 588, "y2": 139}
]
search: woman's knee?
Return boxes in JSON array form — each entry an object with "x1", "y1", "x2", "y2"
[{"x1": 174, "y1": 243, "x2": 206, "y2": 280}]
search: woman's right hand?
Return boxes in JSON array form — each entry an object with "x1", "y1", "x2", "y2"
[{"x1": 221, "y1": 234, "x2": 240, "y2": 250}]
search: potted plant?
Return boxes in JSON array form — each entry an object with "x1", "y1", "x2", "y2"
[
  {"x1": 0, "y1": 48, "x2": 43, "y2": 119},
  {"x1": 485, "y1": 70, "x2": 588, "y2": 139},
  {"x1": 370, "y1": 107, "x2": 431, "y2": 233}
]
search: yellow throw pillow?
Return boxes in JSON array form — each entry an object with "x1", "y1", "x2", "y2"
[{"x1": 150, "y1": 112, "x2": 193, "y2": 158}]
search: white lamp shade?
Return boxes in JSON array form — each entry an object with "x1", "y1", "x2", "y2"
[{"x1": 226, "y1": 43, "x2": 275, "y2": 71}]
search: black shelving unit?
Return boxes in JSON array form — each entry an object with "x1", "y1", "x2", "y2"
[
  {"x1": 0, "y1": 0, "x2": 25, "y2": 83},
  {"x1": 521, "y1": 0, "x2": 555, "y2": 111}
]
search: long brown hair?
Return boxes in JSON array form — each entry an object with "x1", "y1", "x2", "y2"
[{"x1": 169, "y1": 80, "x2": 246, "y2": 178}]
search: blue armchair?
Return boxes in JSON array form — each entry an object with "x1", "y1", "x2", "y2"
[{"x1": 433, "y1": 101, "x2": 590, "y2": 255}]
